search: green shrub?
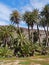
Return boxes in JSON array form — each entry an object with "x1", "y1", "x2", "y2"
[{"x1": 0, "y1": 47, "x2": 13, "y2": 57}]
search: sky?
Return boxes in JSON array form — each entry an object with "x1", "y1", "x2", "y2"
[{"x1": 0, "y1": 0, "x2": 49, "y2": 28}]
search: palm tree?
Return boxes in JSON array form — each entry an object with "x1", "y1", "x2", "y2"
[
  {"x1": 23, "y1": 11, "x2": 36, "y2": 42},
  {"x1": 10, "y1": 10, "x2": 20, "y2": 28},
  {"x1": 32, "y1": 9, "x2": 41, "y2": 45},
  {"x1": 41, "y1": 4, "x2": 49, "y2": 47},
  {"x1": 40, "y1": 17, "x2": 46, "y2": 33},
  {"x1": 29, "y1": 11, "x2": 35, "y2": 42},
  {"x1": 0, "y1": 26, "x2": 13, "y2": 47},
  {"x1": 14, "y1": 32, "x2": 32, "y2": 56},
  {"x1": 40, "y1": 17, "x2": 47, "y2": 45},
  {"x1": 40, "y1": 16, "x2": 49, "y2": 47},
  {"x1": 23, "y1": 12, "x2": 31, "y2": 40}
]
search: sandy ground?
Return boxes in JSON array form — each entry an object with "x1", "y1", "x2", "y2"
[{"x1": 0, "y1": 58, "x2": 49, "y2": 65}]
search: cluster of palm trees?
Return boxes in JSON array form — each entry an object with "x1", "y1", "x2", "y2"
[
  {"x1": 0, "y1": 4, "x2": 49, "y2": 57},
  {"x1": 10, "y1": 4, "x2": 49, "y2": 47},
  {"x1": 0, "y1": 25, "x2": 34, "y2": 57}
]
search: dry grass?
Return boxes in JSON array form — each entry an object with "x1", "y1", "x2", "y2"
[{"x1": 0, "y1": 55, "x2": 49, "y2": 65}]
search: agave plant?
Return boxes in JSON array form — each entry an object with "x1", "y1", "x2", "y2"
[
  {"x1": 13, "y1": 32, "x2": 34, "y2": 57},
  {"x1": 0, "y1": 26, "x2": 13, "y2": 47}
]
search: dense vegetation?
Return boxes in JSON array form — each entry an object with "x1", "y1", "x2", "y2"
[{"x1": 0, "y1": 4, "x2": 49, "y2": 57}]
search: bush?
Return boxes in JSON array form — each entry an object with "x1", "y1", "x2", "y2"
[
  {"x1": 0, "y1": 47, "x2": 13, "y2": 57},
  {"x1": 13, "y1": 33, "x2": 34, "y2": 57}
]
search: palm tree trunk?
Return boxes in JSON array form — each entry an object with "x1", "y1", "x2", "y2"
[
  {"x1": 17, "y1": 23, "x2": 19, "y2": 29},
  {"x1": 46, "y1": 23, "x2": 48, "y2": 47},
  {"x1": 3, "y1": 38, "x2": 7, "y2": 47},
  {"x1": 43, "y1": 26, "x2": 47, "y2": 46},
  {"x1": 37, "y1": 24, "x2": 41, "y2": 46},
  {"x1": 44, "y1": 27, "x2": 47, "y2": 35},
  {"x1": 31, "y1": 25, "x2": 33, "y2": 43},
  {"x1": 17, "y1": 23, "x2": 21, "y2": 34},
  {"x1": 28, "y1": 24, "x2": 30, "y2": 40}
]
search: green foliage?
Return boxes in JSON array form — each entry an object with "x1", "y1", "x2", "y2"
[
  {"x1": 13, "y1": 32, "x2": 34, "y2": 57},
  {"x1": 0, "y1": 4, "x2": 49, "y2": 58},
  {"x1": 42, "y1": 38, "x2": 46, "y2": 46},
  {"x1": 0, "y1": 47, "x2": 13, "y2": 57},
  {"x1": 10, "y1": 10, "x2": 20, "y2": 25},
  {"x1": 42, "y1": 38, "x2": 49, "y2": 46},
  {"x1": 0, "y1": 26, "x2": 13, "y2": 47},
  {"x1": 33, "y1": 31, "x2": 39, "y2": 43}
]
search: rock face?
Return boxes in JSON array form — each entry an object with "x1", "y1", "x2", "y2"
[{"x1": 20, "y1": 27, "x2": 46, "y2": 43}]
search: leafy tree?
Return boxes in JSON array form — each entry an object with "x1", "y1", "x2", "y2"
[
  {"x1": 0, "y1": 26, "x2": 13, "y2": 47},
  {"x1": 10, "y1": 10, "x2": 20, "y2": 28},
  {"x1": 40, "y1": 17, "x2": 47, "y2": 33},
  {"x1": 40, "y1": 16, "x2": 47, "y2": 46},
  {"x1": 13, "y1": 32, "x2": 34, "y2": 57},
  {"x1": 23, "y1": 12, "x2": 31, "y2": 40},
  {"x1": 32, "y1": 9, "x2": 41, "y2": 45},
  {"x1": 41, "y1": 4, "x2": 49, "y2": 46},
  {"x1": 28, "y1": 11, "x2": 35, "y2": 42}
]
